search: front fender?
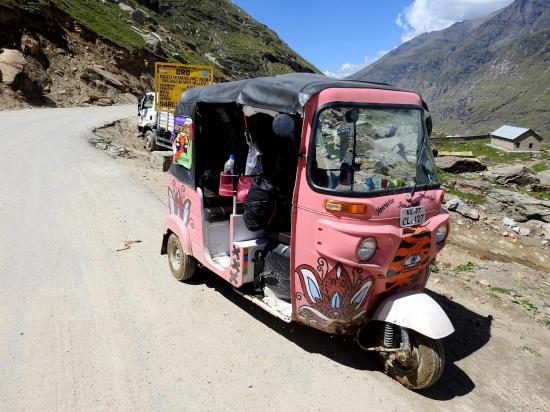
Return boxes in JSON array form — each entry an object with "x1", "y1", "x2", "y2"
[
  {"x1": 164, "y1": 214, "x2": 192, "y2": 255},
  {"x1": 372, "y1": 291, "x2": 454, "y2": 339}
]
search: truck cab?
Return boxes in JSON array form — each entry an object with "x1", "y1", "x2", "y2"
[{"x1": 137, "y1": 92, "x2": 174, "y2": 151}]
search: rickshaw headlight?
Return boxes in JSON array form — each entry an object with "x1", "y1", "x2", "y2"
[
  {"x1": 435, "y1": 224, "x2": 448, "y2": 243},
  {"x1": 357, "y1": 237, "x2": 377, "y2": 262}
]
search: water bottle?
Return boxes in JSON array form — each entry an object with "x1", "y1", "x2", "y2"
[
  {"x1": 219, "y1": 154, "x2": 236, "y2": 197},
  {"x1": 224, "y1": 154, "x2": 235, "y2": 174}
]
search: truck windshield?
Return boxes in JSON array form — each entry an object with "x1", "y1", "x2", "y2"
[
  {"x1": 142, "y1": 94, "x2": 154, "y2": 109},
  {"x1": 310, "y1": 105, "x2": 439, "y2": 195}
]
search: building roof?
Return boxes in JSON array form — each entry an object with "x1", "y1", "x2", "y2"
[
  {"x1": 176, "y1": 73, "x2": 425, "y2": 117},
  {"x1": 490, "y1": 125, "x2": 540, "y2": 141}
]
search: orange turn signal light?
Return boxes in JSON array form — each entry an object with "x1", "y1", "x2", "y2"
[{"x1": 324, "y1": 200, "x2": 367, "y2": 215}]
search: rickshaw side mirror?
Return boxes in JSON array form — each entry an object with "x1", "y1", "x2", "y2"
[
  {"x1": 345, "y1": 109, "x2": 359, "y2": 123},
  {"x1": 272, "y1": 114, "x2": 295, "y2": 139},
  {"x1": 426, "y1": 115, "x2": 433, "y2": 136}
]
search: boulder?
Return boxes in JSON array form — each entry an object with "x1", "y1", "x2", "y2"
[
  {"x1": 20, "y1": 34, "x2": 41, "y2": 57},
  {"x1": 536, "y1": 170, "x2": 550, "y2": 186},
  {"x1": 95, "y1": 97, "x2": 115, "y2": 106},
  {"x1": 84, "y1": 95, "x2": 114, "y2": 106},
  {"x1": 132, "y1": 26, "x2": 162, "y2": 50},
  {"x1": 150, "y1": 151, "x2": 172, "y2": 172},
  {"x1": 435, "y1": 156, "x2": 486, "y2": 173},
  {"x1": 84, "y1": 66, "x2": 124, "y2": 89},
  {"x1": 445, "y1": 197, "x2": 480, "y2": 220},
  {"x1": 486, "y1": 189, "x2": 550, "y2": 223},
  {"x1": 455, "y1": 179, "x2": 492, "y2": 195},
  {"x1": 483, "y1": 164, "x2": 539, "y2": 185},
  {"x1": 131, "y1": 9, "x2": 145, "y2": 24},
  {"x1": 0, "y1": 49, "x2": 26, "y2": 84},
  {"x1": 119, "y1": 3, "x2": 134, "y2": 13},
  {"x1": 502, "y1": 218, "x2": 530, "y2": 235}
]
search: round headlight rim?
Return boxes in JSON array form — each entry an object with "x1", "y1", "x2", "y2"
[{"x1": 357, "y1": 237, "x2": 377, "y2": 263}]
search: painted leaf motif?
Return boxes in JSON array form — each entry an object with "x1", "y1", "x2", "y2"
[
  {"x1": 299, "y1": 267, "x2": 321, "y2": 302},
  {"x1": 331, "y1": 292, "x2": 341, "y2": 309},
  {"x1": 351, "y1": 280, "x2": 372, "y2": 308}
]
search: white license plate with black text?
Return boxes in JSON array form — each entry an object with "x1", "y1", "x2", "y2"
[{"x1": 400, "y1": 206, "x2": 425, "y2": 227}]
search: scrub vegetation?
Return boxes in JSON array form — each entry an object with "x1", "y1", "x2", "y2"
[
  {"x1": 48, "y1": 0, "x2": 146, "y2": 50},
  {"x1": 532, "y1": 162, "x2": 548, "y2": 173},
  {"x1": 435, "y1": 138, "x2": 534, "y2": 164},
  {"x1": 518, "y1": 299, "x2": 539, "y2": 315},
  {"x1": 455, "y1": 261, "x2": 477, "y2": 273},
  {"x1": 432, "y1": 138, "x2": 549, "y2": 204}
]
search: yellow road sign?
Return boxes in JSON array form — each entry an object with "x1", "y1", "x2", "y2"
[{"x1": 154, "y1": 63, "x2": 214, "y2": 113}]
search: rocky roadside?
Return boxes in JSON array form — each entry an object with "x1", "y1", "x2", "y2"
[
  {"x1": 432, "y1": 147, "x2": 550, "y2": 331},
  {"x1": 0, "y1": 7, "x2": 154, "y2": 110}
]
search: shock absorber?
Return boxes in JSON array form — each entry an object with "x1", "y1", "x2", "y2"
[{"x1": 383, "y1": 323, "x2": 395, "y2": 348}]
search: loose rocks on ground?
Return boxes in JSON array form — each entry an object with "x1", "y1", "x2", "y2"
[
  {"x1": 483, "y1": 164, "x2": 539, "y2": 185},
  {"x1": 435, "y1": 156, "x2": 487, "y2": 173},
  {"x1": 486, "y1": 189, "x2": 550, "y2": 223}
]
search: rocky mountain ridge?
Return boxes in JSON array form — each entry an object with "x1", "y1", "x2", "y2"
[
  {"x1": 350, "y1": 0, "x2": 550, "y2": 137},
  {"x1": 0, "y1": 0, "x2": 317, "y2": 109}
]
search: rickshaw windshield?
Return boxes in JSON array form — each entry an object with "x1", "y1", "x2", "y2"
[{"x1": 310, "y1": 105, "x2": 439, "y2": 195}]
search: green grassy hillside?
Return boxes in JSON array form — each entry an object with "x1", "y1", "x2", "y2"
[{"x1": 0, "y1": 0, "x2": 318, "y2": 79}]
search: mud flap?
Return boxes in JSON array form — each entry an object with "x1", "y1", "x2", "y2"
[
  {"x1": 161, "y1": 232, "x2": 169, "y2": 255},
  {"x1": 372, "y1": 291, "x2": 454, "y2": 339}
]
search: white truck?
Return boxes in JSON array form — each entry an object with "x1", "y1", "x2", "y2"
[{"x1": 137, "y1": 92, "x2": 174, "y2": 151}]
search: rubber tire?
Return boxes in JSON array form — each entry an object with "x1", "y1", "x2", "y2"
[
  {"x1": 380, "y1": 330, "x2": 445, "y2": 390},
  {"x1": 144, "y1": 130, "x2": 157, "y2": 152},
  {"x1": 167, "y1": 234, "x2": 196, "y2": 282}
]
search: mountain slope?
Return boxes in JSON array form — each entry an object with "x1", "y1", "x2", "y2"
[
  {"x1": 349, "y1": 0, "x2": 550, "y2": 137},
  {"x1": 0, "y1": 0, "x2": 317, "y2": 108}
]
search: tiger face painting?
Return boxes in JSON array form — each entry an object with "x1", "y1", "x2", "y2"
[{"x1": 385, "y1": 226, "x2": 433, "y2": 292}]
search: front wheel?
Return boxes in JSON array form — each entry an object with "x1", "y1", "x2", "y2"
[
  {"x1": 380, "y1": 330, "x2": 445, "y2": 390},
  {"x1": 144, "y1": 130, "x2": 157, "y2": 152},
  {"x1": 167, "y1": 234, "x2": 196, "y2": 282}
]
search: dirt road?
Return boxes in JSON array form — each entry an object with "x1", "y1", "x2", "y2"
[{"x1": 1, "y1": 107, "x2": 548, "y2": 411}]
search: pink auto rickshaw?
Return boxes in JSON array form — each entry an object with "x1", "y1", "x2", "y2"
[{"x1": 161, "y1": 73, "x2": 453, "y2": 389}]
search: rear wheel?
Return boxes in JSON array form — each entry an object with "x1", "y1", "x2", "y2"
[
  {"x1": 144, "y1": 130, "x2": 157, "y2": 152},
  {"x1": 380, "y1": 329, "x2": 445, "y2": 390},
  {"x1": 167, "y1": 234, "x2": 196, "y2": 282}
]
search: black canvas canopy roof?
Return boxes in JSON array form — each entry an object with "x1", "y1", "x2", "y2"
[{"x1": 176, "y1": 73, "x2": 414, "y2": 117}]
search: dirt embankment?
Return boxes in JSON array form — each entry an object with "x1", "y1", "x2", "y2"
[{"x1": 0, "y1": 4, "x2": 155, "y2": 110}]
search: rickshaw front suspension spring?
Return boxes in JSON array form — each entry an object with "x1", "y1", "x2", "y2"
[{"x1": 383, "y1": 323, "x2": 395, "y2": 348}]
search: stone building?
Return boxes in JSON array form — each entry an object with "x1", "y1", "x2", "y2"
[{"x1": 490, "y1": 125, "x2": 542, "y2": 151}]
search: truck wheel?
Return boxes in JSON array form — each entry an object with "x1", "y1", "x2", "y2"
[
  {"x1": 167, "y1": 234, "x2": 196, "y2": 282},
  {"x1": 380, "y1": 330, "x2": 445, "y2": 390},
  {"x1": 144, "y1": 130, "x2": 157, "y2": 152}
]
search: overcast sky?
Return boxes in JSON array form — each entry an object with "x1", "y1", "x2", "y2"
[{"x1": 232, "y1": 0, "x2": 515, "y2": 78}]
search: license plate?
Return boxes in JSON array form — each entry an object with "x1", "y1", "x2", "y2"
[{"x1": 400, "y1": 206, "x2": 425, "y2": 227}]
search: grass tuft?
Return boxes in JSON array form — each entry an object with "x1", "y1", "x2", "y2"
[{"x1": 455, "y1": 261, "x2": 476, "y2": 272}]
